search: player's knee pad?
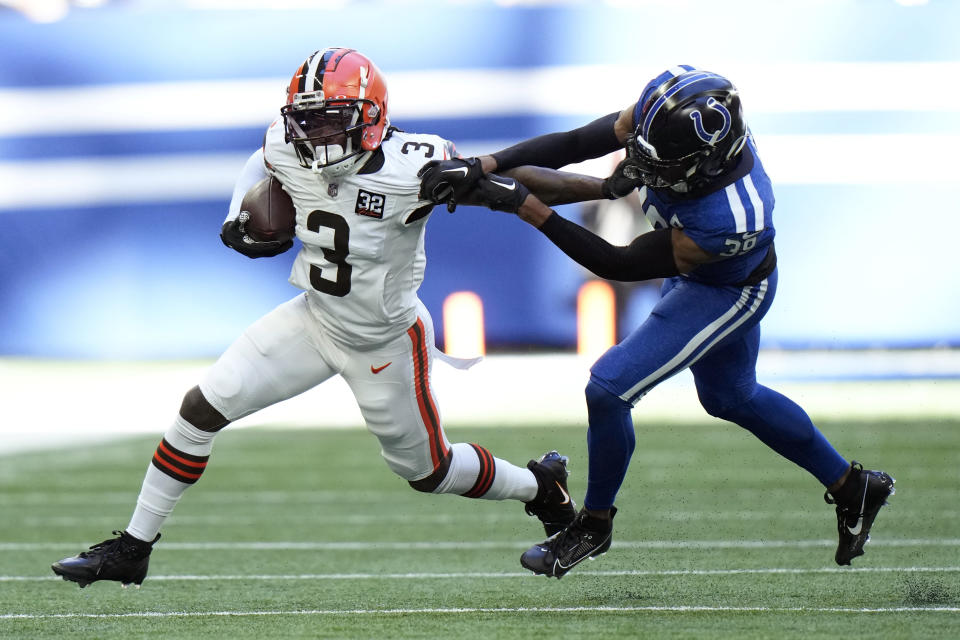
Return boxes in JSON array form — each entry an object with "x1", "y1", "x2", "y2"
[{"x1": 179, "y1": 385, "x2": 230, "y2": 432}]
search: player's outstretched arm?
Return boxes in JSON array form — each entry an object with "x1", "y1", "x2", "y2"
[
  {"x1": 490, "y1": 112, "x2": 622, "y2": 172},
  {"x1": 419, "y1": 104, "x2": 638, "y2": 210},
  {"x1": 513, "y1": 195, "x2": 714, "y2": 280},
  {"x1": 418, "y1": 159, "x2": 605, "y2": 209},
  {"x1": 499, "y1": 166, "x2": 605, "y2": 206}
]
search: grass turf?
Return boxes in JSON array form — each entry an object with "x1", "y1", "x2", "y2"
[{"x1": 1, "y1": 418, "x2": 958, "y2": 638}]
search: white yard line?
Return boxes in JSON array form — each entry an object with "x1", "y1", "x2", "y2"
[
  {"x1": 9, "y1": 508, "x2": 960, "y2": 531},
  {"x1": 3, "y1": 605, "x2": 959, "y2": 620},
  {"x1": 4, "y1": 538, "x2": 959, "y2": 551},
  {"x1": 7, "y1": 566, "x2": 960, "y2": 582}
]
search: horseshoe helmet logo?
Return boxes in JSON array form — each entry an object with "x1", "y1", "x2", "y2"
[{"x1": 689, "y1": 97, "x2": 732, "y2": 145}]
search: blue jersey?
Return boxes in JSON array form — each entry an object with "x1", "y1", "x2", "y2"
[{"x1": 637, "y1": 138, "x2": 776, "y2": 286}]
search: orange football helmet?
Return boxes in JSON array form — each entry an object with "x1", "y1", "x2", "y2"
[{"x1": 281, "y1": 48, "x2": 390, "y2": 176}]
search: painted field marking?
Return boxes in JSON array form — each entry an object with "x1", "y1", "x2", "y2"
[
  {"x1": 6, "y1": 566, "x2": 959, "y2": 582},
  {"x1": 4, "y1": 538, "x2": 959, "y2": 552},
  {"x1": 3, "y1": 605, "x2": 959, "y2": 620}
]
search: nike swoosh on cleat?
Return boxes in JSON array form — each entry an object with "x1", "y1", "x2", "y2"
[
  {"x1": 370, "y1": 362, "x2": 392, "y2": 374},
  {"x1": 442, "y1": 167, "x2": 469, "y2": 177},
  {"x1": 847, "y1": 481, "x2": 870, "y2": 535},
  {"x1": 556, "y1": 547, "x2": 599, "y2": 571},
  {"x1": 554, "y1": 481, "x2": 571, "y2": 505}
]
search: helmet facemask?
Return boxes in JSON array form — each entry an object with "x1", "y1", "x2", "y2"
[
  {"x1": 629, "y1": 134, "x2": 711, "y2": 190},
  {"x1": 281, "y1": 98, "x2": 380, "y2": 177},
  {"x1": 630, "y1": 135, "x2": 747, "y2": 192}
]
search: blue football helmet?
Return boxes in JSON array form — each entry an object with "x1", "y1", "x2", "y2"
[{"x1": 629, "y1": 66, "x2": 748, "y2": 191}]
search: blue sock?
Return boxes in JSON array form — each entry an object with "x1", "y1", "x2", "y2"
[
  {"x1": 713, "y1": 385, "x2": 849, "y2": 486},
  {"x1": 583, "y1": 378, "x2": 636, "y2": 510}
]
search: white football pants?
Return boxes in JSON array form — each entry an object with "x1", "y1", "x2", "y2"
[{"x1": 201, "y1": 293, "x2": 456, "y2": 480}]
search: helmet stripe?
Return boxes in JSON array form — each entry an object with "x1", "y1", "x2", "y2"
[
  {"x1": 357, "y1": 65, "x2": 367, "y2": 101},
  {"x1": 306, "y1": 50, "x2": 327, "y2": 94},
  {"x1": 287, "y1": 60, "x2": 308, "y2": 103},
  {"x1": 642, "y1": 72, "x2": 722, "y2": 140}
]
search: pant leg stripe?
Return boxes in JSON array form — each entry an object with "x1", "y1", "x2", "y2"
[
  {"x1": 407, "y1": 318, "x2": 447, "y2": 467},
  {"x1": 621, "y1": 281, "x2": 768, "y2": 404}
]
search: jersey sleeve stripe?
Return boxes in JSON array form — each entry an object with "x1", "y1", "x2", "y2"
[
  {"x1": 724, "y1": 183, "x2": 749, "y2": 234},
  {"x1": 743, "y1": 174, "x2": 765, "y2": 231}
]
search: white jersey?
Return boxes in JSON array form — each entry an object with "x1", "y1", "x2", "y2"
[{"x1": 263, "y1": 121, "x2": 454, "y2": 348}]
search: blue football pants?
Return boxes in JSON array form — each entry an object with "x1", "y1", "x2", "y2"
[{"x1": 583, "y1": 270, "x2": 850, "y2": 511}]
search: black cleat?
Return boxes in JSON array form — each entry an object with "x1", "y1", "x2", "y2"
[
  {"x1": 524, "y1": 450, "x2": 577, "y2": 536},
  {"x1": 824, "y1": 462, "x2": 895, "y2": 566},
  {"x1": 521, "y1": 507, "x2": 616, "y2": 579},
  {"x1": 51, "y1": 530, "x2": 160, "y2": 588}
]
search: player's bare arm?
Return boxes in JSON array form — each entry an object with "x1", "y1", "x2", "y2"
[
  {"x1": 487, "y1": 165, "x2": 604, "y2": 206},
  {"x1": 612, "y1": 103, "x2": 636, "y2": 145},
  {"x1": 514, "y1": 191, "x2": 715, "y2": 278}
]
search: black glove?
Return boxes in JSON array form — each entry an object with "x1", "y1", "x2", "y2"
[
  {"x1": 470, "y1": 173, "x2": 531, "y2": 213},
  {"x1": 220, "y1": 213, "x2": 293, "y2": 259},
  {"x1": 601, "y1": 134, "x2": 645, "y2": 199},
  {"x1": 417, "y1": 157, "x2": 484, "y2": 209}
]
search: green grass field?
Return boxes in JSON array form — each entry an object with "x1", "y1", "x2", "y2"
[{"x1": 2, "y1": 418, "x2": 958, "y2": 639}]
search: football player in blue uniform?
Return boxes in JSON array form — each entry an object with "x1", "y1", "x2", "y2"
[{"x1": 419, "y1": 66, "x2": 895, "y2": 578}]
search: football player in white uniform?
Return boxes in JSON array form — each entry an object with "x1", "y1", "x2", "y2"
[{"x1": 51, "y1": 48, "x2": 575, "y2": 588}]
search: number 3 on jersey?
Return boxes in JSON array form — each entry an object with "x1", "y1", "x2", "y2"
[{"x1": 306, "y1": 210, "x2": 352, "y2": 297}]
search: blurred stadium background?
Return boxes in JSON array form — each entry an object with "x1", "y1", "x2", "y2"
[{"x1": 1, "y1": 0, "x2": 959, "y2": 453}]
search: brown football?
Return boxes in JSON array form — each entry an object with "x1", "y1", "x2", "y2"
[{"x1": 240, "y1": 176, "x2": 296, "y2": 243}]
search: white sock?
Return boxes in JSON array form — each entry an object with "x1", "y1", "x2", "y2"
[
  {"x1": 435, "y1": 442, "x2": 537, "y2": 501},
  {"x1": 126, "y1": 416, "x2": 215, "y2": 541}
]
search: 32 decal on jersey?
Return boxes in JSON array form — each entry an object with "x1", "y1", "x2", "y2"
[{"x1": 356, "y1": 189, "x2": 386, "y2": 219}]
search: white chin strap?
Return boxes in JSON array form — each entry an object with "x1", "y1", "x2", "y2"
[
  {"x1": 310, "y1": 143, "x2": 344, "y2": 172},
  {"x1": 310, "y1": 148, "x2": 370, "y2": 178},
  {"x1": 311, "y1": 143, "x2": 350, "y2": 176}
]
